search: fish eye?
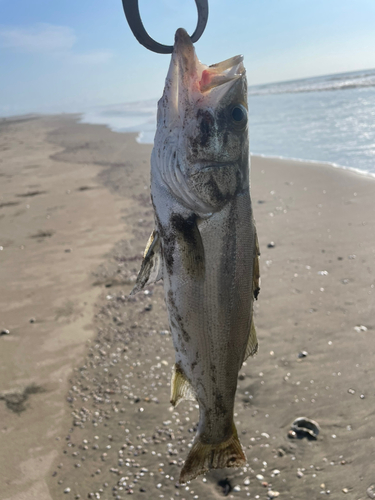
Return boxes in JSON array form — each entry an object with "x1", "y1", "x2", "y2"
[{"x1": 230, "y1": 104, "x2": 247, "y2": 125}]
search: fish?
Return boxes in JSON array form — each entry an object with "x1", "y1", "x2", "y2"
[{"x1": 131, "y1": 28, "x2": 260, "y2": 483}]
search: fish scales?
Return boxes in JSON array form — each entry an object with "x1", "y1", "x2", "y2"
[{"x1": 132, "y1": 28, "x2": 260, "y2": 483}]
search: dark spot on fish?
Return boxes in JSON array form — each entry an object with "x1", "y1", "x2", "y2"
[
  {"x1": 204, "y1": 175, "x2": 226, "y2": 204},
  {"x1": 197, "y1": 109, "x2": 214, "y2": 147},
  {"x1": 210, "y1": 362, "x2": 217, "y2": 385},
  {"x1": 154, "y1": 210, "x2": 175, "y2": 275},
  {"x1": 191, "y1": 352, "x2": 200, "y2": 371},
  {"x1": 163, "y1": 244, "x2": 174, "y2": 275},
  {"x1": 170, "y1": 213, "x2": 197, "y2": 246},
  {"x1": 215, "y1": 392, "x2": 228, "y2": 417},
  {"x1": 191, "y1": 350, "x2": 200, "y2": 370},
  {"x1": 167, "y1": 289, "x2": 190, "y2": 343},
  {"x1": 216, "y1": 107, "x2": 229, "y2": 136},
  {"x1": 170, "y1": 212, "x2": 205, "y2": 278},
  {"x1": 179, "y1": 325, "x2": 190, "y2": 344}
]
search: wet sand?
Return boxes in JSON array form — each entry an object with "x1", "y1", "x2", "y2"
[{"x1": 1, "y1": 115, "x2": 374, "y2": 500}]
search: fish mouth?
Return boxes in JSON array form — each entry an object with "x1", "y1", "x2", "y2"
[
  {"x1": 200, "y1": 55, "x2": 245, "y2": 92},
  {"x1": 173, "y1": 28, "x2": 245, "y2": 94},
  {"x1": 158, "y1": 29, "x2": 246, "y2": 132}
]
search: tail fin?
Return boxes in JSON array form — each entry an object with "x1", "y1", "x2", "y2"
[{"x1": 179, "y1": 423, "x2": 246, "y2": 483}]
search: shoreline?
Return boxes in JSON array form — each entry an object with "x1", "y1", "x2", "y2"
[
  {"x1": 252, "y1": 153, "x2": 375, "y2": 181},
  {"x1": 3, "y1": 111, "x2": 375, "y2": 181},
  {"x1": 1, "y1": 114, "x2": 375, "y2": 499},
  {"x1": 78, "y1": 115, "x2": 375, "y2": 182}
]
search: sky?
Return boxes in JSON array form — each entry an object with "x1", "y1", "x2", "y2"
[{"x1": 1, "y1": 0, "x2": 375, "y2": 116}]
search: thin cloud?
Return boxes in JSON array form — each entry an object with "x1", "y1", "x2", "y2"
[
  {"x1": 0, "y1": 23, "x2": 76, "y2": 53},
  {"x1": 0, "y1": 23, "x2": 113, "y2": 64},
  {"x1": 70, "y1": 50, "x2": 114, "y2": 65}
]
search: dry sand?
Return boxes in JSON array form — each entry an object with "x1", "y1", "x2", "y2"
[{"x1": 0, "y1": 115, "x2": 374, "y2": 500}]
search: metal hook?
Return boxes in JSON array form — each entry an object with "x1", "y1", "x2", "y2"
[{"x1": 122, "y1": 0, "x2": 209, "y2": 54}]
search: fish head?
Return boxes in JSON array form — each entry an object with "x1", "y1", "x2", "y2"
[{"x1": 153, "y1": 28, "x2": 249, "y2": 213}]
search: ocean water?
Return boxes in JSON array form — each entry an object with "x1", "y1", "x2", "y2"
[{"x1": 81, "y1": 68, "x2": 375, "y2": 176}]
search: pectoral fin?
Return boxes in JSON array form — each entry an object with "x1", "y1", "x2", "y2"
[
  {"x1": 170, "y1": 363, "x2": 196, "y2": 407},
  {"x1": 130, "y1": 230, "x2": 162, "y2": 295}
]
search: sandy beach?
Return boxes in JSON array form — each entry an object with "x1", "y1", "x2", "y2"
[{"x1": 1, "y1": 115, "x2": 374, "y2": 500}]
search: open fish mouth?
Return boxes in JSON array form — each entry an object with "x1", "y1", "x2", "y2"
[
  {"x1": 200, "y1": 55, "x2": 245, "y2": 92},
  {"x1": 172, "y1": 28, "x2": 245, "y2": 96},
  {"x1": 157, "y1": 28, "x2": 247, "y2": 138}
]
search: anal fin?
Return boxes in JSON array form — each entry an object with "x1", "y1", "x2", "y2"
[
  {"x1": 130, "y1": 230, "x2": 162, "y2": 295},
  {"x1": 170, "y1": 363, "x2": 196, "y2": 407}
]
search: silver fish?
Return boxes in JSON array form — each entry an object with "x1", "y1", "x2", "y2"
[{"x1": 132, "y1": 28, "x2": 260, "y2": 483}]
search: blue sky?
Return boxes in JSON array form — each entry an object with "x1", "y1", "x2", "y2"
[{"x1": 1, "y1": 0, "x2": 375, "y2": 116}]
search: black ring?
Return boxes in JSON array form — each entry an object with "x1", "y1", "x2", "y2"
[{"x1": 122, "y1": 0, "x2": 209, "y2": 54}]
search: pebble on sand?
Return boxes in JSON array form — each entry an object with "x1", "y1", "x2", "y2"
[
  {"x1": 298, "y1": 351, "x2": 308, "y2": 358},
  {"x1": 0, "y1": 329, "x2": 10, "y2": 336},
  {"x1": 268, "y1": 491, "x2": 280, "y2": 499},
  {"x1": 354, "y1": 325, "x2": 368, "y2": 333}
]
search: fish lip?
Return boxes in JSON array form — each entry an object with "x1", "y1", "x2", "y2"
[{"x1": 174, "y1": 28, "x2": 194, "y2": 50}]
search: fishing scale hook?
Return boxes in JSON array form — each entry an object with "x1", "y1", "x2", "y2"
[{"x1": 122, "y1": 0, "x2": 209, "y2": 54}]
